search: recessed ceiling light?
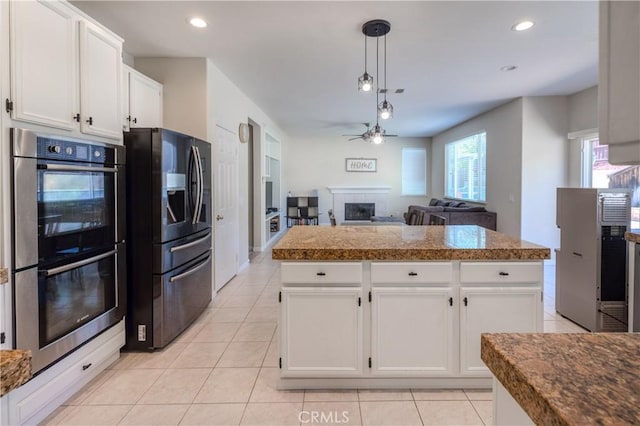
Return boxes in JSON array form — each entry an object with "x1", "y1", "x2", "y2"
[
  {"x1": 500, "y1": 65, "x2": 518, "y2": 72},
  {"x1": 189, "y1": 17, "x2": 207, "y2": 28},
  {"x1": 512, "y1": 20, "x2": 534, "y2": 31}
]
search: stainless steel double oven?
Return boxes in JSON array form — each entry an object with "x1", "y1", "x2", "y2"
[{"x1": 11, "y1": 128, "x2": 125, "y2": 374}]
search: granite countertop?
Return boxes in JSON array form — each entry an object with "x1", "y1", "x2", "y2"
[
  {"x1": 481, "y1": 333, "x2": 640, "y2": 425},
  {"x1": 0, "y1": 350, "x2": 32, "y2": 397},
  {"x1": 272, "y1": 225, "x2": 550, "y2": 261},
  {"x1": 0, "y1": 267, "x2": 8, "y2": 285},
  {"x1": 625, "y1": 230, "x2": 640, "y2": 243}
]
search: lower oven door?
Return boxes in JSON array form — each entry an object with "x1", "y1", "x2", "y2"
[
  {"x1": 152, "y1": 250, "x2": 212, "y2": 348},
  {"x1": 14, "y1": 244, "x2": 125, "y2": 374}
]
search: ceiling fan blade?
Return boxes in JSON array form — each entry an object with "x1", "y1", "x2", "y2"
[
  {"x1": 342, "y1": 134, "x2": 363, "y2": 136},
  {"x1": 384, "y1": 134, "x2": 398, "y2": 137},
  {"x1": 348, "y1": 137, "x2": 362, "y2": 141}
]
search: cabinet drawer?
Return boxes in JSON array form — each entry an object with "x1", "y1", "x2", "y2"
[
  {"x1": 371, "y1": 262, "x2": 452, "y2": 284},
  {"x1": 281, "y1": 262, "x2": 362, "y2": 285},
  {"x1": 460, "y1": 262, "x2": 542, "y2": 284}
]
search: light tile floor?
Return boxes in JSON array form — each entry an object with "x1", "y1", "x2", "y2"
[{"x1": 43, "y1": 253, "x2": 585, "y2": 426}]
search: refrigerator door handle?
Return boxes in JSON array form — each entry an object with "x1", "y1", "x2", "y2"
[
  {"x1": 195, "y1": 146, "x2": 205, "y2": 224},
  {"x1": 169, "y1": 254, "x2": 211, "y2": 283},
  {"x1": 190, "y1": 145, "x2": 202, "y2": 225}
]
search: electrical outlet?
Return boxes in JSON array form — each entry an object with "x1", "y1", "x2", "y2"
[{"x1": 137, "y1": 325, "x2": 146, "y2": 341}]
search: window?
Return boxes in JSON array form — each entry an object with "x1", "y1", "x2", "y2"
[
  {"x1": 401, "y1": 147, "x2": 427, "y2": 196},
  {"x1": 581, "y1": 136, "x2": 640, "y2": 228},
  {"x1": 445, "y1": 132, "x2": 486, "y2": 202}
]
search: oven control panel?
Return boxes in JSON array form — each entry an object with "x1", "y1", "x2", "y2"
[{"x1": 37, "y1": 137, "x2": 113, "y2": 164}]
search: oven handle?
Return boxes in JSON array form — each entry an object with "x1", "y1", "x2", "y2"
[
  {"x1": 170, "y1": 233, "x2": 211, "y2": 253},
  {"x1": 169, "y1": 255, "x2": 210, "y2": 283},
  {"x1": 40, "y1": 250, "x2": 117, "y2": 276},
  {"x1": 39, "y1": 164, "x2": 118, "y2": 173}
]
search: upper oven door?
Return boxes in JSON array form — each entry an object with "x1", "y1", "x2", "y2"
[
  {"x1": 36, "y1": 162, "x2": 119, "y2": 267},
  {"x1": 12, "y1": 128, "x2": 125, "y2": 270}
]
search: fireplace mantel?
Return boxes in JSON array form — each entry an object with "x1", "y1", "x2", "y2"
[{"x1": 327, "y1": 186, "x2": 391, "y2": 194}]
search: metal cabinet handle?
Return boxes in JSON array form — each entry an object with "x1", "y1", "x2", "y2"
[
  {"x1": 316, "y1": 272, "x2": 326, "y2": 276},
  {"x1": 82, "y1": 363, "x2": 92, "y2": 371},
  {"x1": 73, "y1": 113, "x2": 80, "y2": 122},
  {"x1": 498, "y1": 272, "x2": 509, "y2": 276},
  {"x1": 572, "y1": 252, "x2": 583, "y2": 257},
  {"x1": 132, "y1": 117, "x2": 137, "y2": 124},
  {"x1": 86, "y1": 116, "x2": 93, "y2": 125},
  {"x1": 408, "y1": 272, "x2": 418, "y2": 276},
  {"x1": 216, "y1": 215, "x2": 224, "y2": 221}
]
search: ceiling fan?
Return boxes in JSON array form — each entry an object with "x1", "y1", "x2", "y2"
[{"x1": 342, "y1": 123, "x2": 398, "y2": 142}]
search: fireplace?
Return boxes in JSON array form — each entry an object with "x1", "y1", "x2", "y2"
[{"x1": 345, "y1": 203, "x2": 375, "y2": 221}]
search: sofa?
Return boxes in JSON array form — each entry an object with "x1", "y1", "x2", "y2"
[{"x1": 402, "y1": 199, "x2": 497, "y2": 230}]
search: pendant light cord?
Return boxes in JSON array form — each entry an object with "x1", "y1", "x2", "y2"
[
  {"x1": 376, "y1": 36, "x2": 380, "y2": 125},
  {"x1": 383, "y1": 34, "x2": 387, "y2": 101},
  {"x1": 364, "y1": 34, "x2": 367, "y2": 73}
]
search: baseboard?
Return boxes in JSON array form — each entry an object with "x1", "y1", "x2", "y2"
[{"x1": 238, "y1": 260, "x2": 250, "y2": 272}]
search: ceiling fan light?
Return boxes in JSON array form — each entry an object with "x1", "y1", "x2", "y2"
[
  {"x1": 358, "y1": 72, "x2": 374, "y2": 92},
  {"x1": 378, "y1": 100, "x2": 393, "y2": 120}
]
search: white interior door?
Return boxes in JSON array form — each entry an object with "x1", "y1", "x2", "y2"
[{"x1": 214, "y1": 125, "x2": 239, "y2": 291}]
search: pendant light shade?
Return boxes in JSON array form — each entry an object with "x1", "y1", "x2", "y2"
[
  {"x1": 378, "y1": 99, "x2": 393, "y2": 120},
  {"x1": 358, "y1": 72, "x2": 374, "y2": 92},
  {"x1": 371, "y1": 124, "x2": 384, "y2": 145}
]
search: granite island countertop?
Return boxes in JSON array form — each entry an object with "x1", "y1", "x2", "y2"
[
  {"x1": 481, "y1": 333, "x2": 640, "y2": 425},
  {"x1": 0, "y1": 349, "x2": 32, "y2": 397},
  {"x1": 272, "y1": 225, "x2": 550, "y2": 261},
  {"x1": 625, "y1": 229, "x2": 640, "y2": 243}
]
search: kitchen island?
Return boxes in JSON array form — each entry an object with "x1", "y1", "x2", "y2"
[
  {"x1": 481, "y1": 333, "x2": 640, "y2": 425},
  {"x1": 272, "y1": 225, "x2": 550, "y2": 389}
]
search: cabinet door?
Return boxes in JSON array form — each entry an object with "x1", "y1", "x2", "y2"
[
  {"x1": 129, "y1": 70, "x2": 163, "y2": 128},
  {"x1": 281, "y1": 287, "x2": 362, "y2": 376},
  {"x1": 10, "y1": 0, "x2": 78, "y2": 130},
  {"x1": 121, "y1": 67, "x2": 130, "y2": 132},
  {"x1": 460, "y1": 287, "x2": 540, "y2": 375},
  {"x1": 79, "y1": 20, "x2": 122, "y2": 140},
  {"x1": 371, "y1": 287, "x2": 454, "y2": 375}
]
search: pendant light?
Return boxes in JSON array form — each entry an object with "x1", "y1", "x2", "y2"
[
  {"x1": 358, "y1": 20, "x2": 392, "y2": 145},
  {"x1": 358, "y1": 35, "x2": 373, "y2": 92},
  {"x1": 377, "y1": 34, "x2": 394, "y2": 120}
]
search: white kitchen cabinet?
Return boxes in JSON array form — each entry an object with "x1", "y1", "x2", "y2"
[
  {"x1": 371, "y1": 287, "x2": 455, "y2": 375},
  {"x1": 9, "y1": 0, "x2": 78, "y2": 130},
  {"x1": 8, "y1": 0, "x2": 123, "y2": 141},
  {"x1": 123, "y1": 65, "x2": 163, "y2": 131},
  {"x1": 79, "y1": 20, "x2": 122, "y2": 139},
  {"x1": 280, "y1": 287, "x2": 363, "y2": 376},
  {"x1": 599, "y1": 1, "x2": 640, "y2": 164},
  {"x1": 459, "y1": 286, "x2": 541, "y2": 375}
]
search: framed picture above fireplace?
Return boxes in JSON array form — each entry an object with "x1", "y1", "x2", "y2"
[{"x1": 346, "y1": 158, "x2": 377, "y2": 172}]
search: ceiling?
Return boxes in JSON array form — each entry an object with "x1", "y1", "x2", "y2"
[{"x1": 72, "y1": 1, "x2": 598, "y2": 139}]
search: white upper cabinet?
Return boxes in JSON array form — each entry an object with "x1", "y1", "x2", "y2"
[
  {"x1": 9, "y1": 0, "x2": 77, "y2": 130},
  {"x1": 8, "y1": 0, "x2": 123, "y2": 141},
  {"x1": 79, "y1": 20, "x2": 122, "y2": 139},
  {"x1": 123, "y1": 65, "x2": 163, "y2": 130},
  {"x1": 599, "y1": 1, "x2": 640, "y2": 164}
]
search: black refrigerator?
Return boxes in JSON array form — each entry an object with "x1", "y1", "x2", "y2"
[{"x1": 124, "y1": 128, "x2": 212, "y2": 350}]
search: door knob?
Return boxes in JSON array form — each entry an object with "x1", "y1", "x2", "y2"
[{"x1": 216, "y1": 215, "x2": 224, "y2": 221}]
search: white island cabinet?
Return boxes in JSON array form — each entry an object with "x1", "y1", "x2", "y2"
[{"x1": 273, "y1": 225, "x2": 550, "y2": 389}]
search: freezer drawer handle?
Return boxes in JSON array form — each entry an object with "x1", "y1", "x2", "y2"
[
  {"x1": 170, "y1": 233, "x2": 212, "y2": 253},
  {"x1": 170, "y1": 256, "x2": 211, "y2": 283},
  {"x1": 40, "y1": 250, "x2": 117, "y2": 276}
]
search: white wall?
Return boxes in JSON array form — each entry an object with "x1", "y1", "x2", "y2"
[
  {"x1": 521, "y1": 97, "x2": 569, "y2": 256},
  {"x1": 135, "y1": 58, "x2": 208, "y2": 140},
  {"x1": 206, "y1": 60, "x2": 289, "y2": 262},
  {"x1": 431, "y1": 99, "x2": 524, "y2": 237},
  {"x1": 283, "y1": 136, "x2": 431, "y2": 224},
  {"x1": 567, "y1": 86, "x2": 599, "y2": 187}
]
